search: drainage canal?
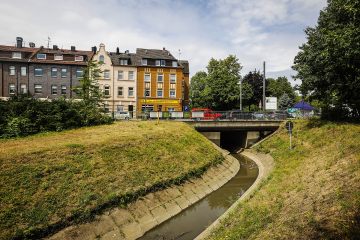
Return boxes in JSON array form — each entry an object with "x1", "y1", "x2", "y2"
[{"x1": 139, "y1": 153, "x2": 258, "y2": 240}]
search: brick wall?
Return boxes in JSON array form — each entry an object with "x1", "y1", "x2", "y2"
[{"x1": 2, "y1": 62, "x2": 29, "y2": 97}]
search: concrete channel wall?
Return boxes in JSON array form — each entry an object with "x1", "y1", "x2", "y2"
[
  {"x1": 46, "y1": 144, "x2": 241, "y2": 240},
  {"x1": 194, "y1": 149, "x2": 275, "y2": 240}
]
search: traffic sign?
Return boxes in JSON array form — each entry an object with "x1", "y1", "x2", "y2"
[
  {"x1": 184, "y1": 106, "x2": 189, "y2": 111},
  {"x1": 285, "y1": 121, "x2": 293, "y2": 130},
  {"x1": 288, "y1": 108, "x2": 298, "y2": 113}
]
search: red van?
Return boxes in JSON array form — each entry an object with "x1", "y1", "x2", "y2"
[{"x1": 192, "y1": 108, "x2": 222, "y2": 120}]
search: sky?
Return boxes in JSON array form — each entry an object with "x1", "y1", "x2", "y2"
[{"x1": 0, "y1": 0, "x2": 328, "y2": 86}]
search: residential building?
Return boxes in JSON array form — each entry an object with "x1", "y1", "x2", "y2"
[
  {"x1": 136, "y1": 47, "x2": 189, "y2": 113},
  {"x1": 0, "y1": 37, "x2": 40, "y2": 99},
  {"x1": 28, "y1": 44, "x2": 94, "y2": 99}
]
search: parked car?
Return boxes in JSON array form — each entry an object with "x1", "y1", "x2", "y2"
[
  {"x1": 252, "y1": 112, "x2": 264, "y2": 119},
  {"x1": 269, "y1": 110, "x2": 288, "y2": 120},
  {"x1": 226, "y1": 109, "x2": 251, "y2": 120},
  {"x1": 114, "y1": 111, "x2": 130, "y2": 120},
  {"x1": 192, "y1": 108, "x2": 222, "y2": 120}
]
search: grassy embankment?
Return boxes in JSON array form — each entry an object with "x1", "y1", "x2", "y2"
[
  {"x1": 0, "y1": 121, "x2": 223, "y2": 239},
  {"x1": 210, "y1": 120, "x2": 360, "y2": 239}
]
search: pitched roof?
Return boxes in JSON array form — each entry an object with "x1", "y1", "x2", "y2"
[
  {"x1": 179, "y1": 60, "x2": 189, "y2": 73},
  {"x1": 136, "y1": 48, "x2": 177, "y2": 61},
  {"x1": 29, "y1": 47, "x2": 94, "y2": 65},
  {"x1": 292, "y1": 100, "x2": 316, "y2": 110},
  {"x1": 0, "y1": 45, "x2": 40, "y2": 53},
  {"x1": 109, "y1": 52, "x2": 138, "y2": 66}
]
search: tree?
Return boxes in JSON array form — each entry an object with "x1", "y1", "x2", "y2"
[
  {"x1": 242, "y1": 69, "x2": 270, "y2": 111},
  {"x1": 189, "y1": 55, "x2": 252, "y2": 111},
  {"x1": 267, "y1": 76, "x2": 297, "y2": 103},
  {"x1": 292, "y1": 0, "x2": 360, "y2": 117},
  {"x1": 278, "y1": 93, "x2": 295, "y2": 110},
  {"x1": 72, "y1": 60, "x2": 106, "y2": 107}
]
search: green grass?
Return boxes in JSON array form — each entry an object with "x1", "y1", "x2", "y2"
[
  {"x1": 0, "y1": 121, "x2": 224, "y2": 239},
  {"x1": 208, "y1": 120, "x2": 360, "y2": 239}
]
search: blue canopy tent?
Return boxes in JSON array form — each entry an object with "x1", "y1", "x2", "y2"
[{"x1": 292, "y1": 100, "x2": 316, "y2": 118}]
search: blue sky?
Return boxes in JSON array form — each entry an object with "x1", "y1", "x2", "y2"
[{"x1": 0, "y1": 0, "x2": 327, "y2": 85}]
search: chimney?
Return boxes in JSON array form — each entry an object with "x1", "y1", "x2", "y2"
[
  {"x1": 29, "y1": 42, "x2": 35, "y2": 48},
  {"x1": 91, "y1": 46, "x2": 97, "y2": 52},
  {"x1": 163, "y1": 47, "x2": 165, "y2": 51},
  {"x1": 71, "y1": 46, "x2": 76, "y2": 52},
  {"x1": 53, "y1": 45, "x2": 58, "y2": 50},
  {"x1": 116, "y1": 47, "x2": 119, "y2": 54},
  {"x1": 16, "y1": 37, "x2": 23, "y2": 48}
]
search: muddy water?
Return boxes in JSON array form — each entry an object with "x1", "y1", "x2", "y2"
[{"x1": 139, "y1": 154, "x2": 258, "y2": 240}]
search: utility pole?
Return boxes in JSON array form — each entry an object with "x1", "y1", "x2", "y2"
[
  {"x1": 239, "y1": 80, "x2": 242, "y2": 111},
  {"x1": 263, "y1": 61, "x2": 266, "y2": 118}
]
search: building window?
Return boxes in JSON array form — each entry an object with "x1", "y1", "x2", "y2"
[
  {"x1": 117, "y1": 105, "x2": 124, "y2": 111},
  {"x1": 35, "y1": 68, "x2": 42, "y2": 76},
  {"x1": 118, "y1": 87, "x2": 123, "y2": 96},
  {"x1": 129, "y1": 71, "x2": 134, "y2": 80},
  {"x1": 99, "y1": 55, "x2": 104, "y2": 62},
  {"x1": 9, "y1": 84, "x2": 15, "y2": 94},
  {"x1": 144, "y1": 73, "x2": 150, "y2": 82},
  {"x1": 157, "y1": 74, "x2": 163, "y2": 82},
  {"x1": 182, "y1": 79, "x2": 185, "y2": 86},
  {"x1": 170, "y1": 90, "x2": 176, "y2": 98},
  {"x1": 35, "y1": 84, "x2": 42, "y2": 94},
  {"x1": 105, "y1": 105, "x2": 109, "y2": 113},
  {"x1": 145, "y1": 89, "x2": 150, "y2": 97},
  {"x1": 20, "y1": 84, "x2": 26, "y2": 94},
  {"x1": 105, "y1": 70, "x2": 110, "y2": 79},
  {"x1": 9, "y1": 66, "x2": 15, "y2": 75},
  {"x1": 118, "y1": 71, "x2": 123, "y2": 80},
  {"x1": 52, "y1": 68, "x2": 57, "y2": 77},
  {"x1": 129, "y1": 87, "x2": 133, "y2": 97},
  {"x1": 61, "y1": 69, "x2": 66, "y2": 78},
  {"x1": 61, "y1": 85, "x2": 66, "y2": 95},
  {"x1": 13, "y1": 52, "x2": 21, "y2": 58},
  {"x1": 21, "y1": 67, "x2": 26, "y2": 76},
  {"x1": 142, "y1": 59, "x2": 147, "y2": 65},
  {"x1": 37, "y1": 54, "x2": 46, "y2": 59},
  {"x1": 170, "y1": 74, "x2": 176, "y2": 83},
  {"x1": 168, "y1": 107, "x2": 175, "y2": 111},
  {"x1": 77, "y1": 69, "x2": 83, "y2": 78},
  {"x1": 120, "y1": 59, "x2": 128, "y2": 65},
  {"x1": 75, "y1": 55, "x2": 83, "y2": 61},
  {"x1": 156, "y1": 60, "x2": 160, "y2": 66},
  {"x1": 104, "y1": 86, "x2": 110, "y2": 96},
  {"x1": 161, "y1": 60, "x2": 165, "y2": 66},
  {"x1": 52, "y1": 85, "x2": 57, "y2": 95},
  {"x1": 54, "y1": 55, "x2": 63, "y2": 60},
  {"x1": 172, "y1": 61, "x2": 177, "y2": 67},
  {"x1": 157, "y1": 89, "x2": 163, "y2": 97}
]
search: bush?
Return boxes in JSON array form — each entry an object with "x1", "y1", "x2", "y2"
[{"x1": 0, "y1": 94, "x2": 114, "y2": 139}]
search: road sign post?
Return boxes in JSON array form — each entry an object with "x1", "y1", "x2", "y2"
[{"x1": 285, "y1": 121, "x2": 294, "y2": 150}]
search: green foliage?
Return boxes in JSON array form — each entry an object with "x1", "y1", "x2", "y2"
[
  {"x1": 267, "y1": 76, "x2": 297, "y2": 103},
  {"x1": 189, "y1": 55, "x2": 252, "y2": 110},
  {"x1": 242, "y1": 69, "x2": 269, "y2": 111},
  {"x1": 292, "y1": 0, "x2": 360, "y2": 118},
  {"x1": 278, "y1": 93, "x2": 295, "y2": 110},
  {"x1": 0, "y1": 94, "x2": 113, "y2": 139}
]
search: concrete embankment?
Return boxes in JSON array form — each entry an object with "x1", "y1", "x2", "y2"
[
  {"x1": 46, "y1": 144, "x2": 240, "y2": 240},
  {"x1": 195, "y1": 149, "x2": 275, "y2": 240}
]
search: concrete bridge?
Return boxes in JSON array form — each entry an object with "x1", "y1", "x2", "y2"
[{"x1": 179, "y1": 120, "x2": 283, "y2": 148}]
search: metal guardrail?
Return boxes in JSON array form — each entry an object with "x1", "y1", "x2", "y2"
[{"x1": 111, "y1": 110, "x2": 289, "y2": 121}]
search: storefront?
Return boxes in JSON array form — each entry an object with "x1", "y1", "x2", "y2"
[{"x1": 138, "y1": 99, "x2": 182, "y2": 112}]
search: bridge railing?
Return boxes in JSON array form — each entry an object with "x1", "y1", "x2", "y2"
[{"x1": 112, "y1": 110, "x2": 288, "y2": 121}]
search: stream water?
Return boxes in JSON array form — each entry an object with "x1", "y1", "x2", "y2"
[{"x1": 138, "y1": 153, "x2": 259, "y2": 240}]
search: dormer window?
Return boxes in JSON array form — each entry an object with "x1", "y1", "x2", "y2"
[
  {"x1": 172, "y1": 61, "x2": 177, "y2": 67},
  {"x1": 54, "y1": 55, "x2": 63, "y2": 60},
  {"x1": 37, "y1": 54, "x2": 46, "y2": 60},
  {"x1": 156, "y1": 60, "x2": 160, "y2": 66},
  {"x1": 75, "y1": 55, "x2": 83, "y2": 61},
  {"x1": 161, "y1": 60, "x2": 165, "y2": 66},
  {"x1": 142, "y1": 59, "x2": 147, "y2": 65},
  {"x1": 120, "y1": 59, "x2": 128, "y2": 65},
  {"x1": 12, "y1": 52, "x2": 21, "y2": 59}
]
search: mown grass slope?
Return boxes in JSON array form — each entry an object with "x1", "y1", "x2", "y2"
[
  {"x1": 210, "y1": 120, "x2": 360, "y2": 239},
  {"x1": 0, "y1": 121, "x2": 223, "y2": 239}
]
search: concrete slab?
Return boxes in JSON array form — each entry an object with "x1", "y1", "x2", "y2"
[
  {"x1": 127, "y1": 199, "x2": 158, "y2": 233},
  {"x1": 101, "y1": 230, "x2": 121, "y2": 240},
  {"x1": 119, "y1": 222, "x2": 143, "y2": 240},
  {"x1": 154, "y1": 189, "x2": 172, "y2": 203},
  {"x1": 164, "y1": 200, "x2": 182, "y2": 216},
  {"x1": 110, "y1": 208, "x2": 134, "y2": 226},
  {"x1": 207, "y1": 180, "x2": 220, "y2": 191},
  {"x1": 190, "y1": 184, "x2": 207, "y2": 199},
  {"x1": 174, "y1": 195, "x2": 191, "y2": 210},
  {"x1": 201, "y1": 183, "x2": 214, "y2": 195},
  {"x1": 142, "y1": 192, "x2": 161, "y2": 209},
  {"x1": 151, "y1": 205, "x2": 171, "y2": 224},
  {"x1": 165, "y1": 187, "x2": 182, "y2": 199},
  {"x1": 137, "y1": 212, "x2": 158, "y2": 233},
  {"x1": 92, "y1": 215, "x2": 117, "y2": 236},
  {"x1": 177, "y1": 184, "x2": 200, "y2": 204}
]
